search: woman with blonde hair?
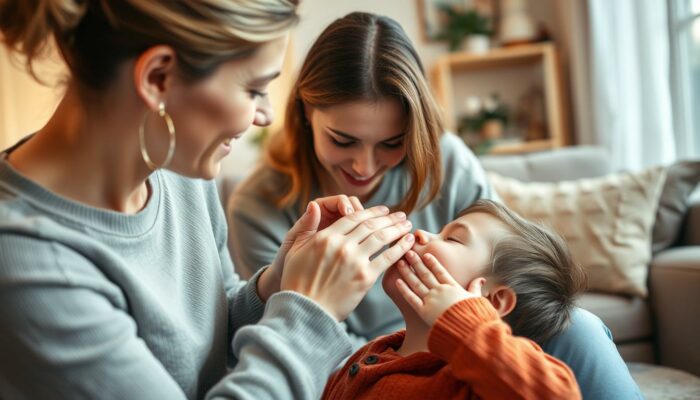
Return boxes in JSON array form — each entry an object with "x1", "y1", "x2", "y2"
[
  {"x1": 0, "y1": 1, "x2": 416, "y2": 399},
  {"x1": 229, "y1": 11, "x2": 642, "y2": 399}
]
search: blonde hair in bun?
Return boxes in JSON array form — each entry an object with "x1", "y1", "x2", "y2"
[{"x1": 0, "y1": 0, "x2": 299, "y2": 89}]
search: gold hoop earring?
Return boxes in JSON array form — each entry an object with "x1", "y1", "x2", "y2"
[{"x1": 139, "y1": 102, "x2": 176, "y2": 170}]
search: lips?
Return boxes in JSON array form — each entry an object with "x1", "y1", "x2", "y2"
[{"x1": 341, "y1": 169, "x2": 377, "y2": 187}]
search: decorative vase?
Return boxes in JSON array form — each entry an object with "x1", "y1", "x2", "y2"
[
  {"x1": 462, "y1": 34, "x2": 490, "y2": 54},
  {"x1": 499, "y1": 0, "x2": 537, "y2": 45}
]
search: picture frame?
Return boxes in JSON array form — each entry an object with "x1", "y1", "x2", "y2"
[{"x1": 416, "y1": 0, "x2": 498, "y2": 42}]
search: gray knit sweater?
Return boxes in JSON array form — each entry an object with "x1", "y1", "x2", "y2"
[
  {"x1": 0, "y1": 147, "x2": 351, "y2": 399},
  {"x1": 228, "y1": 133, "x2": 498, "y2": 349}
]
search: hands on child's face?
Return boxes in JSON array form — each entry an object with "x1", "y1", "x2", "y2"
[{"x1": 394, "y1": 249, "x2": 486, "y2": 326}]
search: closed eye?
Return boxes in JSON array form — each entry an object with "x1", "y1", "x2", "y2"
[
  {"x1": 382, "y1": 140, "x2": 404, "y2": 149},
  {"x1": 330, "y1": 137, "x2": 355, "y2": 147},
  {"x1": 249, "y1": 90, "x2": 268, "y2": 99}
]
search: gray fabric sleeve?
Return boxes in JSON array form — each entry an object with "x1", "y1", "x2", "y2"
[
  {"x1": 0, "y1": 236, "x2": 189, "y2": 399},
  {"x1": 441, "y1": 133, "x2": 501, "y2": 214},
  {"x1": 0, "y1": 235, "x2": 351, "y2": 400},
  {"x1": 207, "y1": 292, "x2": 352, "y2": 400},
  {"x1": 227, "y1": 191, "x2": 290, "y2": 280}
]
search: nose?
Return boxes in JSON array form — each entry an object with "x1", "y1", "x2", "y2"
[
  {"x1": 252, "y1": 95, "x2": 273, "y2": 127},
  {"x1": 413, "y1": 229, "x2": 436, "y2": 249},
  {"x1": 351, "y1": 146, "x2": 377, "y2": 178}
]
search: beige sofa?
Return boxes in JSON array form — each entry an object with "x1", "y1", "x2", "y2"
[{"x1": 479, "y1": 146, "x2": 700, "y2": 377}]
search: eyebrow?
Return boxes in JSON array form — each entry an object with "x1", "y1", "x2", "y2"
[
  {"x1": 249, "y1": 71, "x2": 281, "y2": 86},
  {"x1": 328, "y1": 127, "x2": 405, "y2": 142}
]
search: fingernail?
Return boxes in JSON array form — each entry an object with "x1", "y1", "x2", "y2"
[
  {"x1": 306, "y1": 202, "x2": 312, "y2": 213},
  {"x1": 395, "y1": 212, "x2": 406, "y2": 220},
  {"x1": 401, "y1": 220, "x2": 412, "y2": 228},
  {"x1": 378, "y1": 205, "x2": 389, "y2": 213},
  {"x1": 346, "y1": 207, "x2": 354, "y2": 215},
  {"x1": 405, "y1": 234, "x2": 414, "y2": 243}
]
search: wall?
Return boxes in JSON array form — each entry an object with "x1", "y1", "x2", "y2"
[{"x1": 0, "y1": 1, "x2": 573, "y2": 175}]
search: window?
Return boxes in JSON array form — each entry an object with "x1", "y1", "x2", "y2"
[{"x1": 669, "y1": 0, "x2": 700, "y2": 158}]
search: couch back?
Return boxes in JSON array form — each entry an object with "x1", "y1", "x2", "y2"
[{"x1": 479, "y1": 146, "x2": 612, "y2": 182}]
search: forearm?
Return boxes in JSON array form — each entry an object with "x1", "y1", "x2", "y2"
[
  {"x1": 429, "y1": 298, "x2": 581, "y2": 399},
  {"x1": 209, "y1": 292, "x2": 353, "y2": 400}
]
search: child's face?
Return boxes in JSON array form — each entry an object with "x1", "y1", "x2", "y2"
[{"x1": 389, "y1": 212, "x2": 510, "y2": 290}]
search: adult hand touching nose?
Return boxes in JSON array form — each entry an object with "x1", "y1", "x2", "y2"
[
  {"x1": 258, "y1": 195, "x2": 364, "y2": 301},
  {"x1": 281, "y1": 203, "x2": 415, "y2": 321}
]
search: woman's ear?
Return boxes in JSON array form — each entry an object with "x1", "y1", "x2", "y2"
[
  {"x1": 485, "y1": 285, "x2": 517, "y2": 318},
  {"x1": 133, "y1": 45, "x2": 178, "y2": 110}
]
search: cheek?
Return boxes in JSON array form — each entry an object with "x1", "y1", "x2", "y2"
[{"x1": 380, "y1": 148, "x2": 406, "y2": 168}]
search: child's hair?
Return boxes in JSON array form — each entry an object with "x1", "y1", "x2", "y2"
[
  {"x1": 264, "y1": 11, "x2": 445, "y2": 214},
  {"x1": 461, "y1": 199, "x2": 587, "y2": 344}
]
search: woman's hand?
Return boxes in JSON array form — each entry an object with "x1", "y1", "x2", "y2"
[
  {"x1": 395, "y1": 250, "x2": 486, "y2": 326},
  {"x1": 258, "y1": 195, "x2": 364, "y2": 301},
  {"x1": 281, "y1": 202, "x2": 414, "y2": 321}
]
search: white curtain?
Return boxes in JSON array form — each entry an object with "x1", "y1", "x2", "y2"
[{"x1": 560, "y1": 0, "x2": 677, "y2": 171}]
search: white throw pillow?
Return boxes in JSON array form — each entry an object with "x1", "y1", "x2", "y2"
[{"x1": 487, "y1": 167, "x2": 667, "y2": 297}]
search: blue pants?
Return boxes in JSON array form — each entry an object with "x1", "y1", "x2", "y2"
[{"x1": 542, "y1": 308, "x2": 644, "y2": 399}]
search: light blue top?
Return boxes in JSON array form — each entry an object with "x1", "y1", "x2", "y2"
[
  {"x1": 228, "y1": 133, "x2": 498, "y2": 348},
  {"x1": 0, "y1": 142, "x2": 352, "y2": 399}
]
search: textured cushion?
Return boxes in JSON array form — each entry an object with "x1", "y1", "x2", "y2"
[
  {"x1": 652, "y1": 160, "x2": 700, "y2": 253},
  {"x1": 488, "y1": 167, "x2": 667, "y2": 297}
]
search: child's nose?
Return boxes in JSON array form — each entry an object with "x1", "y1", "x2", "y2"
[{"x1": 414, "y1": 229, "x2": 432, "y2": 245}]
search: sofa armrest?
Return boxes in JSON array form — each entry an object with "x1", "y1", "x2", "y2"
[
  {"x1": 681, "y1": 189, "x2": 700, "y2": 246},
  {"x1": 649, "y1": 246, "x2": 700, "y2": 376}
]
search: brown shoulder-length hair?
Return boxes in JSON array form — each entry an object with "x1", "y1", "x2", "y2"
[{"x1": 265, "y1": 11, "x2": 444, "y2": 213}]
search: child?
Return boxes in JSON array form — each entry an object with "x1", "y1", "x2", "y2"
[{"x1": 322, "y1": 199, "x2": 586, "y2": 399}]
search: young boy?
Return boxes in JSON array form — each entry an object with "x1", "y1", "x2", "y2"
[{"x1": 322, "y1": 199, "x2": 586, "y2": 399}]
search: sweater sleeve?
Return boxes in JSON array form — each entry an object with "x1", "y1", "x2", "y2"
[
  {"x1": 427, "y1": 298, "x2": 582, "y2": 400},
  {"x1": 227, "y1": 187, "x2": 292, "y2": 280},
  {"x1": 0, "y1": 235, "x2": 352, "y2": 400}
]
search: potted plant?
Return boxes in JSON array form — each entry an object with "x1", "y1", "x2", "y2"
[
  {"x1": 458, "y1": 94, "x2": 509, "y2": 155},
  {"x1": 435, "y1": 5, "x2": 493, "y2": 53}
]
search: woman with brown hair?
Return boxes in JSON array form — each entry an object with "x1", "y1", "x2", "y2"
[
  {"x1": 229, "y1": 11, "x2": 642, "y2": 399},
  {"x1": 0, "y1": 2, "x2": 416, "y2": 399}
]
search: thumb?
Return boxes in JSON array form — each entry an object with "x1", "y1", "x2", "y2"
[
  {"x1": 466, "y1": 277, "x2": 486, "y2": 296},
  {"x1": 289, "y1": 201, "x2": 321, "y2": 241}
]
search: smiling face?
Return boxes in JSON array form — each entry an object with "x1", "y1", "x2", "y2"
[
  {"x1": 383, "y1": 211, "x2": 511, "y2": 300},
  {"x1": 307, "y1": 99, "x2": 407, "y2": 201},
  {"x1": 165, "y1": 35, "x2": 288, "y2": 179}
]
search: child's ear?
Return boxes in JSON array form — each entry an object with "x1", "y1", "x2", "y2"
[{"x1": 485, "y1": 285, "x2": 517, "y2": 318}]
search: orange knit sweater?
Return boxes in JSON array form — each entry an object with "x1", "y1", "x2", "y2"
[{"x1": 322, "y1": 297, "x2": 581, "y2": 400}]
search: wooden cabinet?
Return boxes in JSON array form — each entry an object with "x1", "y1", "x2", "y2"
[{"x1": 431, "y1": 42, "x2": 568, "y2": 155}]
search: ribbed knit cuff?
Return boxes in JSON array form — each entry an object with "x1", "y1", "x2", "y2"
[{"x1": 427, "y1": 297, "x2": 500, "y2": 361}]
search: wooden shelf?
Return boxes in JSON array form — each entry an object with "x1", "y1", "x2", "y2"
[{"x1": 432, "y1": 42, "x2": 568, "y2": 155}]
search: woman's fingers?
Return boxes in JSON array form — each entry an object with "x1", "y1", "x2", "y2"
[
  {"x1": 346, "y1": 212, "x2": 407, "y2": 243},
  {"x1": 404, "y1": 250, "x2": 440, "y2": 288},
  {"x1": 397, "y1": 259, "x2": 430, "y2": 297},
  {"x1": 325, "y1": 205, "x2": 391, "y2": 234},
  {"x1": 369, "y1": 233, "x2": 414, "y2": 273},
  {"x1": 423, "y1": 253, "x2": 458, "y2": 285},
  {"x1": 349, "y1": 196, "x2": 364, "y2": 212}
]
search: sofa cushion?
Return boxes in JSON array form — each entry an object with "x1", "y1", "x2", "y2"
[
  {"x1": 479, "y1": 146, "x2": 612, "y2": 183},
  {"x1": 488, "y1": 167, "x2": 667, "y2": 297},
  {"x1": 577, "y1": 293, "x2": 653, "y2": 343},
  {"x1": 652, "y1": 160, "x2": 700, "y2": 253}
]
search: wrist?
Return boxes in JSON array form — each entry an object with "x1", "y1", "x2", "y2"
[{"x1": 257, "y1": 266, "x2": 281, "y2": 302}]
